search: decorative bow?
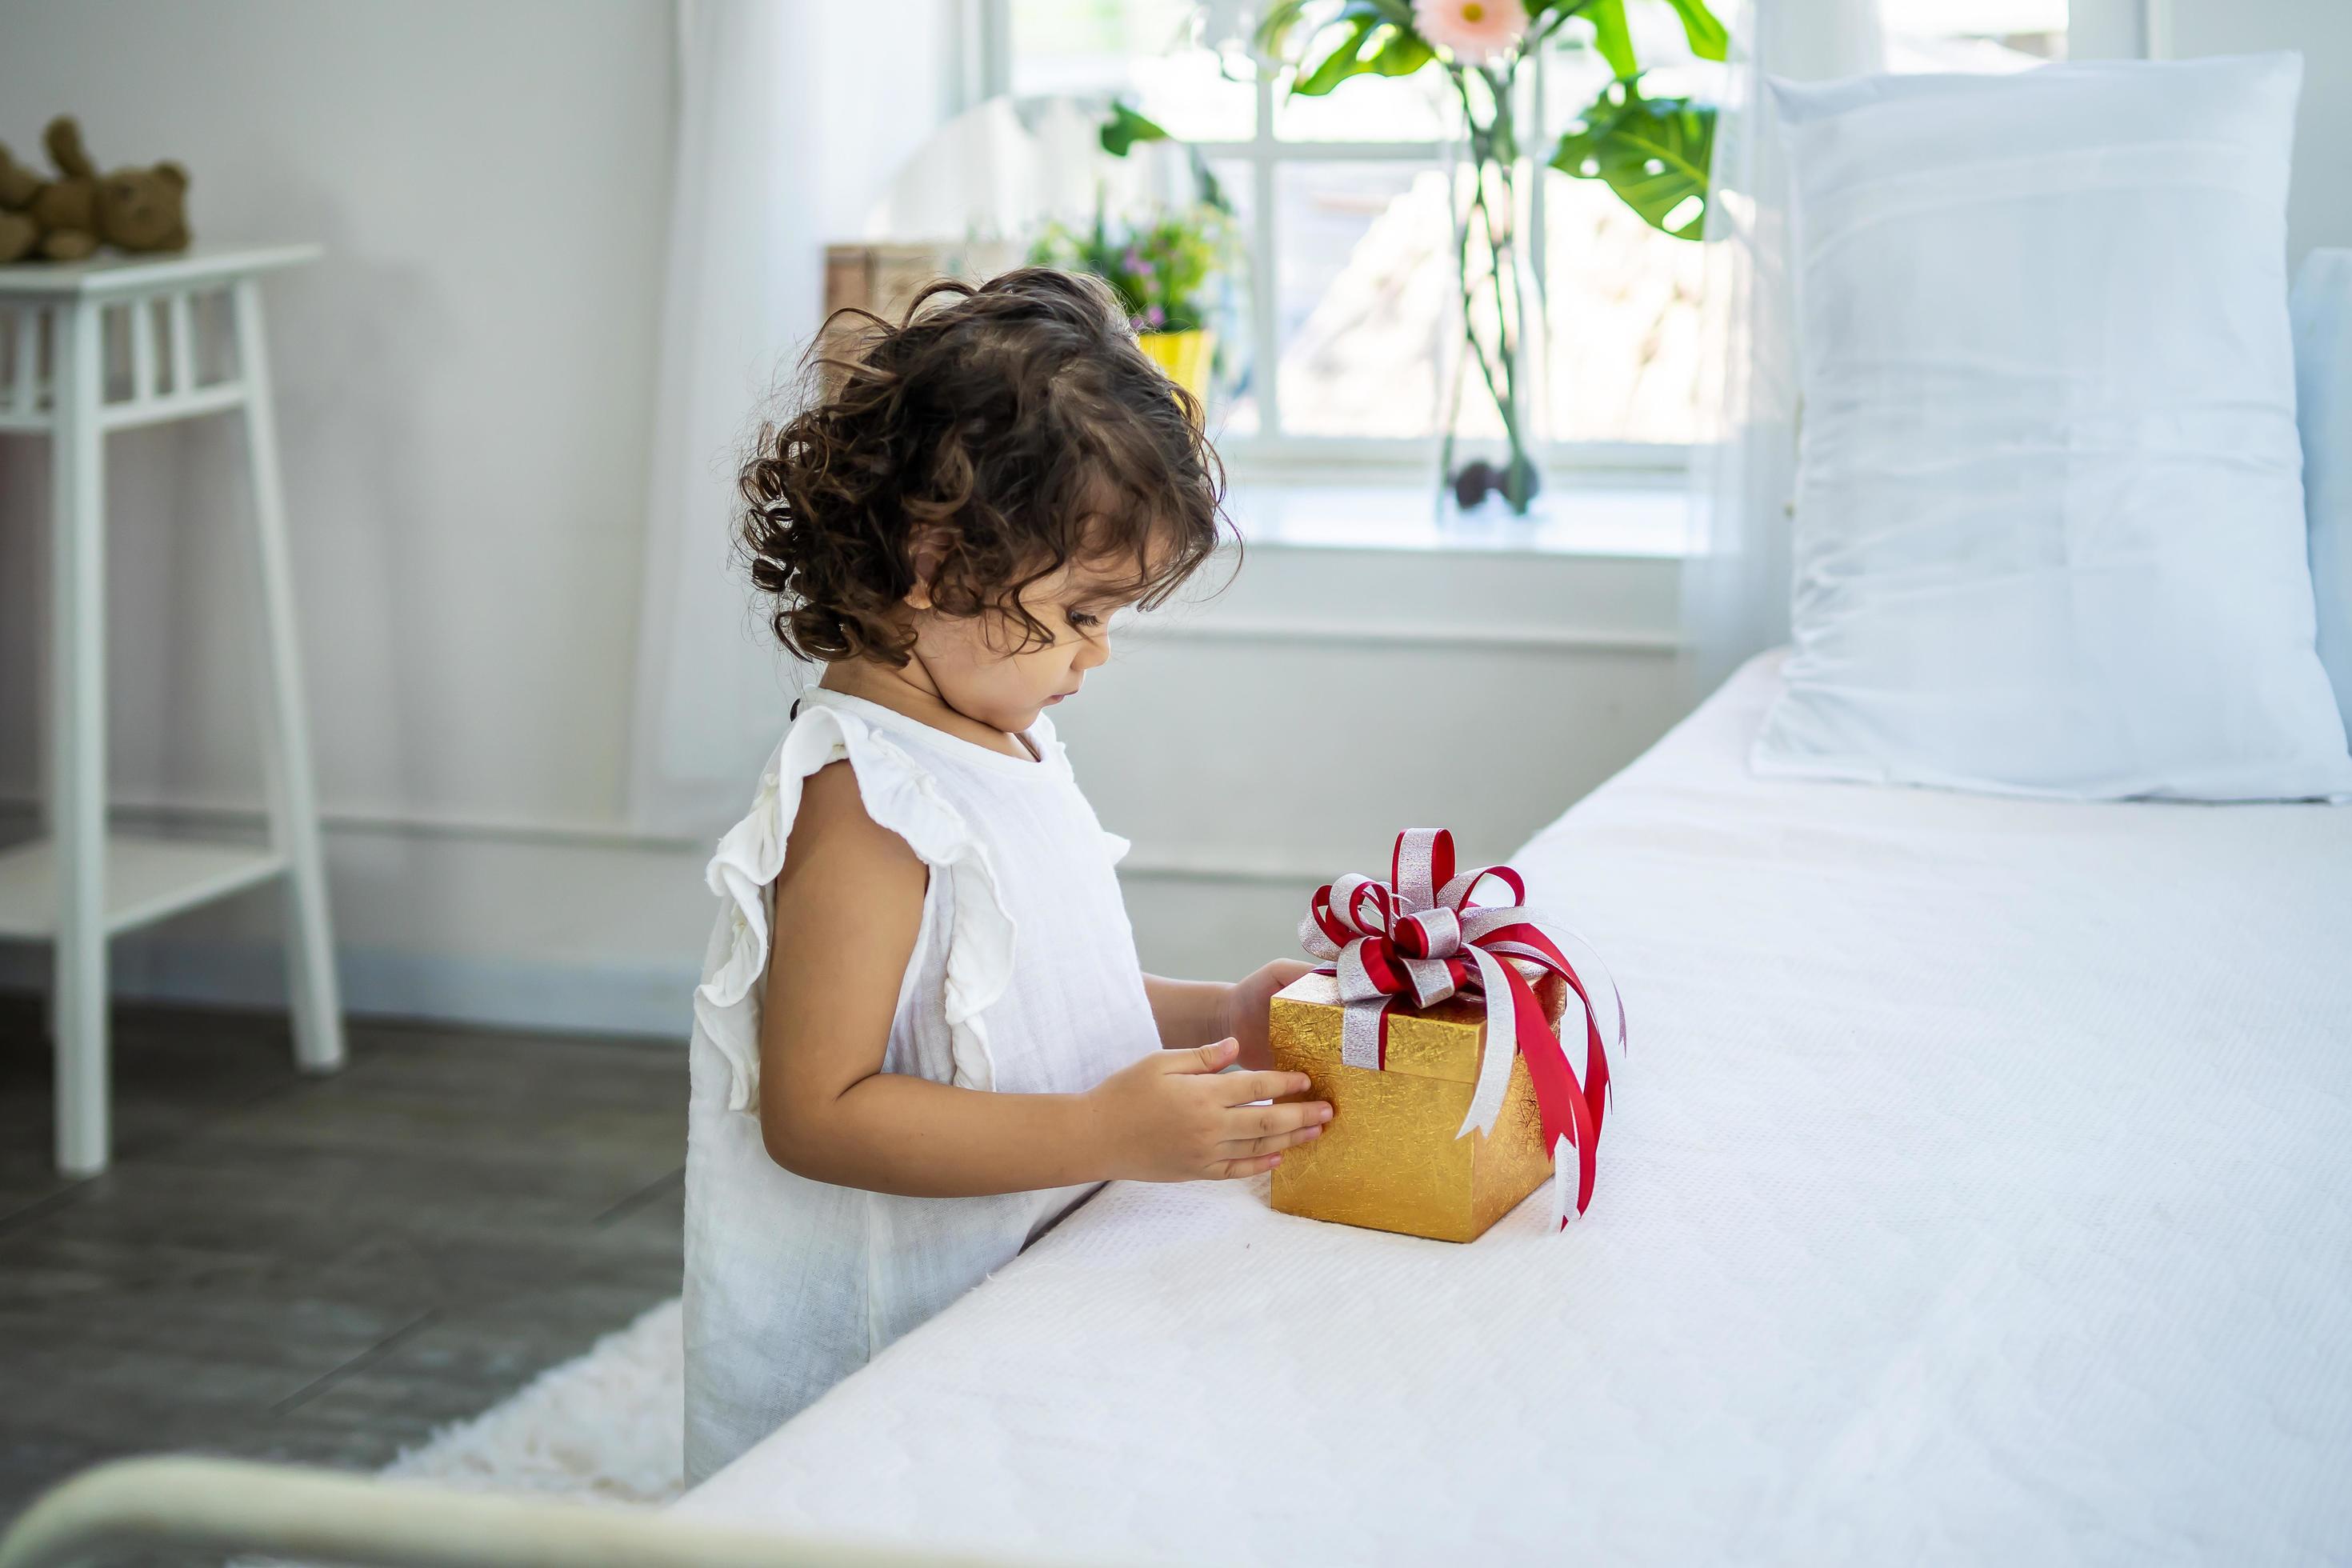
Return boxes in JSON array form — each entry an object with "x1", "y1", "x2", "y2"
[{"x1": 1300, "y1": 828, "x2": 1622, "y2": 1225}]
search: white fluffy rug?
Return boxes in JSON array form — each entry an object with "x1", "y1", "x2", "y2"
[{"x1": 380, "y1": 1297, "x2": 686, "y2": 1506}]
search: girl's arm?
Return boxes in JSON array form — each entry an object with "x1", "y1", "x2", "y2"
[
  {"x1": 756, "y1": 762, "x2": 1330, "y2": 1197},
  {"x1": 1142, "y1": 962, "x2": 1315, "y2": 1070}
]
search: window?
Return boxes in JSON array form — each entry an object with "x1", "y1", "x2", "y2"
[
  {"x1": 1882, "y1": 1, "x2": 2069, "y2": 70},
  {"x1": 987, "y1": 0, "x2": 1717, "y2": 478},
  {"x1": 990, "y1": 3, "x2": 2110, "y2": 479}
]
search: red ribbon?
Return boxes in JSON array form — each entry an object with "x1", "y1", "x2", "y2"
[{"x1": 1300, "y1": 828, "x2": 1622, "y2": 1224}]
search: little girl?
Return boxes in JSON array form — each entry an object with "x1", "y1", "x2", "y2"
[{"x1": 682, "y1": 268, "x2": 1331, "y2": 1483}]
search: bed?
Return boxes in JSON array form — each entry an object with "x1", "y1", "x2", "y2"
[{"x1": 675, "y1": 651, "x2": 2352, "y2": 1564}]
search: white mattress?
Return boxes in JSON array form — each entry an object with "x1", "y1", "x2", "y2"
[{"x1": 678, "y1": 654, "x2": 2352, "y2": 1565}]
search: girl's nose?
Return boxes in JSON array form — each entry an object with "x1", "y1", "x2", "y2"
[{"x1": 1072, "y1": 631, "x2": 1110, "y2": 670}]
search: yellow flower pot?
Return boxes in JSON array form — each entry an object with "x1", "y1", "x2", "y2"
[{"x1": 1137, "y1": 328, "x2": 1214, "y2": 405}]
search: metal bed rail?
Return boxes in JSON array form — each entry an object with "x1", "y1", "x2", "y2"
[{"x1": 0, "y1": 1457, "x2": 1042, "y2": 1568}]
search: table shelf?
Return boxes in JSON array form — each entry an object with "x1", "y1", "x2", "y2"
[{"x1": 0, "y1": 834, "x2": 288, "y2": 942}]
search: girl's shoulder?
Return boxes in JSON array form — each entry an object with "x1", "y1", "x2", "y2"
[
  {"x1": 705, "y1": 696, "x2": 969, "y2": 922},
  {"x1": 691, "y1": 694, "x2": 1019, "y2": 1109}
]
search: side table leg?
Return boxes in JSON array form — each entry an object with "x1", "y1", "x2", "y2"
[
  {"x1": 231, "y1": 278, "x2": 345, "y2": 1074},
  {"x1": 52, "y1": 301, "x2": 109, "y2": 1176}
]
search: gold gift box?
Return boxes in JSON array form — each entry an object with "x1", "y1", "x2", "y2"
[{"x1": 1269, "y1": 970, "x2": 1565, "y2": 1243}]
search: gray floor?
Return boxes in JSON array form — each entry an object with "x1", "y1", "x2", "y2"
[{"x1": 0, "y1": 994, "x2": 686, "y2": 1531}]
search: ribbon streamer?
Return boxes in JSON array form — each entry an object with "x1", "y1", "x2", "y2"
[{"x1": 1299, "y1": 828, "x2": 1625, "y2": 1226}]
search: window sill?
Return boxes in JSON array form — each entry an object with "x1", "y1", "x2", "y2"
[{"x1": 1222, "y1": 477, "x2": 1690, "y2": 559}]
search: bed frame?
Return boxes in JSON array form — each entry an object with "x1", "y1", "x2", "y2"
[{"x1": 0, "y1": 1458, "x2": 1034, "y2": 1568}]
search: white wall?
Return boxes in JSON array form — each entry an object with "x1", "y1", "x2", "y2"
[
  {"x1": 2074, "y1": 1, "x2": 2350, "y2": 262},
  {"x1": 1, "y1": 0, "x2": 674, "y2": 825},
  {"x1": 0, "y1": 1, "x2": 716, "y2": 1030},
  {"x1": 1068, "y1": 535, "x2": 1686, "y2": 980},
  {"x1": 2164, "y1": 0, "x2": 2352, "y2": 268}
]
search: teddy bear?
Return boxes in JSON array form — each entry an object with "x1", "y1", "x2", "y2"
[{"x1": 0, "y1": 116, "x2": 190, "y2": 264}]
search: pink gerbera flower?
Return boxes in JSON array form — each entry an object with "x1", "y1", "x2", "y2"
[{"x1": 1413, "y1": 0, "x2": 1528, "y2": 66}]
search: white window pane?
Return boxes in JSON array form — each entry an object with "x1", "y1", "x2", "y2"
[
  {"x1": 1542, "y1": 179, "x2": 1706, "y2": 443},
  {"x1": 1273, "y1": 164, "x2": 1465, "y2": 437},
  {"x1": 1010, "y1": 0, "x2": 1255, "y2": 141},
  {"x1": 1538, "y1": 30, "x2": 1715, "y2": 446},
  {"x1": 1882, "y1": 0, "x2": 2068, "y2": 70}
]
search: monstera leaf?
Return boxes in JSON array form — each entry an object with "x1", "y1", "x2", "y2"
[
  {"x1": 1549, "y1": 76, "x2": 1716, "y2": 240},
  {"x1": 1256, "y1": 0, "x2": 1431, "y2": 97}
]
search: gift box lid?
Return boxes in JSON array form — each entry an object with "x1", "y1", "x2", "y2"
[{"x1": 1272, "y1": 970, "x2": 1565, "y2": 1086}]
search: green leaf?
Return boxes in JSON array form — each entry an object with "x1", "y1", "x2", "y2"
[
  {"x1": 1538, "y1": 0, "x2": 1726, "y2": 69},
  {"x1": 1099, "y1": 100, "x2": 1172, "y2": 158},
  {"x1": 1256, "y1": 0, "x2": 1410, "y2": 57},
  {"x1": 1259, "y1": 0, "x2": 1428, "y2": 98},
  {"x1": 1655, "y1": 0, "x2": 1729, "y2": 62},
  {"x1": 1295, "y1": 14, "x2": 1380, "y2": 94},
  {"x1": 1584, "y1": 0, "x2": 1638, "y2": 78},
  {"x1": 1371, "y1": 26, "x2": 1434, "y2": 76},
  {"x1": 1548, "y1": 75, "x2": 1716, "y2": 240}
]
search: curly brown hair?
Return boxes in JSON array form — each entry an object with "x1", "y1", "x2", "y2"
[{"x1": 738, "y1": 267, "x2": 1231, "y2": 666}]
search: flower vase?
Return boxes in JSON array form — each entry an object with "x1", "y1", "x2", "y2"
[{"x1": 1438, "y1": 71, "x2": 1546, "y2": 520}]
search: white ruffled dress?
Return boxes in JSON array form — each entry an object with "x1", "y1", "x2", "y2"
[{"x1": 682, "y1": 687, "x2": 1163, "y2": 1485}]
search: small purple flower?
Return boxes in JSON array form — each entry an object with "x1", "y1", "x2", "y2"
[{"x1": 1145, "y1": 304, "x2": 1166, "y2": 327}]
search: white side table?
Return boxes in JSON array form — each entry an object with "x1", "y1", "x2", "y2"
[{"x1": 0, "y1": 243, "x2": 346, "y2": 1175}]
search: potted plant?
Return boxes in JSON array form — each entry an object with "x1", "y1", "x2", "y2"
[
  {"x1": 1258, "y1": 0, "x2": 1725, "y2": 515},
  {"x1": 1026, "y1": 102, "x2": 1238, "y2": 405},
  {"x1": 1031, "y1": 196, "x2": 1232, "y2": 404}
]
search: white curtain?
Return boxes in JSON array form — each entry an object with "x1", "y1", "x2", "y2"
[
  {"x1": 1682, "y1": 0, "x2": 1885, "y2": 700},
  {"x1": 627, "y1": 0, "x2": 960, "y2": 837}
]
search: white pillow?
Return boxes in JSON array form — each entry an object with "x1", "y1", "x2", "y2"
[
  {"x1": 1754, "y1": 54, "x2": 2352, "y2": 802},
  {"x1": 2294, "y1": 249, "x2": 2352, "y2": 738}
]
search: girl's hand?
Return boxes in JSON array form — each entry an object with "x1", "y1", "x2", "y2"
[
  {"x1": 1086, "y1": 1038, "x2": 1332, "y2": 1182},
  {"x1": 1223, "y1": 959, "x2": 1317, "y2": 1070}
]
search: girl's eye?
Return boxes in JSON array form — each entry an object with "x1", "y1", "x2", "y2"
[{"x1": 1066, "y1": 610, "x2": 1102, "y2": 630}]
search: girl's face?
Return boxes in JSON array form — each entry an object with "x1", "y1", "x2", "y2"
[{"x1": 906, "y1": 555, "x2": 1145, "y2": 737}]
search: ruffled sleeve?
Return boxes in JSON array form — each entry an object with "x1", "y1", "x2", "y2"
[
  {"x1": 1028, "y1": 710, "x2": 1132, "y2": 868},
  {"x1": 691, "y1": 705, "x2": 1018, "y2": 1112}
]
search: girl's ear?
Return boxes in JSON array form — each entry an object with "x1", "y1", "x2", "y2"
[{"x1": 903, "y1": 526, "x2": 949, "y2": 612}]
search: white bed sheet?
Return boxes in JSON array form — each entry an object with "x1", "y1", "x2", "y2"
[{"x1": 678, "y1": 653, "x2": 2352, "y2": 1565}]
